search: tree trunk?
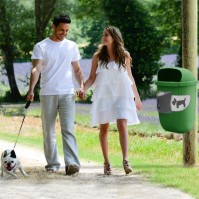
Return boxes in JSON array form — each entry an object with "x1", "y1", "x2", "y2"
[
  {"x1": 3, "y1": 46, "x2": 22, "y2": 101},
  {"x1": 35, "y1": 0, "x2": 57, "y2": 42},
  {"x1": 0, "y1": 0, "x2": 22, "y2": 101}
]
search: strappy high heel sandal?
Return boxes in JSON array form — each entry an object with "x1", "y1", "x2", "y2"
[
  {"x1": 104, "y1": 162, "x2": 111, "y2": 175},
  {"x1": 123, "y1": 160, "x2": 132, "y2": 174}
]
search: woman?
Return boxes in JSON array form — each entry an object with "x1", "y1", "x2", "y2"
[{"x1": 84, "y1": 26, "x2": 142, "y2": 175}]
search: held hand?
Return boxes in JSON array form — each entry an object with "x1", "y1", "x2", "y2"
[{"x1": 76, "y1": 88, "x2": 86, "y2": 100}]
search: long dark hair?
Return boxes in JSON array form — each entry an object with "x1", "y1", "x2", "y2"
[{"x1": 97, "y1": 26, "x2": 130, "y2": 69}]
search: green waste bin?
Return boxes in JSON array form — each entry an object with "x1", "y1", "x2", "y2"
[{"x1": 155, "y1": 67, "x2": 197, "y2": 133}]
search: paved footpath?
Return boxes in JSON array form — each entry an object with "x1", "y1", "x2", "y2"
[{"x1": 0, "y1": 140, "x2": 195, "y2": 199}]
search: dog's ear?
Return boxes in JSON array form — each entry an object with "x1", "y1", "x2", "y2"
[
  {"x1": 3, "y1": 150, "x2": 8, "y2": 158},
  {"x1": 10, "y1": 150, "x2": 16, "y2": 158}
]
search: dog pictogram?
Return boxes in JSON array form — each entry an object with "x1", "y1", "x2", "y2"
[{"x1": 172, "y1": 98, "x2": 186, "y2": 109}]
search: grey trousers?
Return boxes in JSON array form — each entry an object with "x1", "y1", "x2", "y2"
[{"x1": 40, "y1": 94, "x2": 80, "y2": 170}]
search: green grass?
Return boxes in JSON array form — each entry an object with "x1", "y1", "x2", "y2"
[
  {"x1": 0, "y1": 104, "x2": 199, "y2": 198},
  {"x1": 75, "y1": 114, "x2": 91, "y2": 126},
  {"x1": 77, "y1": 129, "x2": 199, "y2": 197},
  {"x1": 26, "y1": 108, "x2": 41, "y2": 117},
  {"x1": 0, "y1": 131, "x2": 43, "y2": 149},
  {"x1": 1, "y1": 126, "x2": 199, "y2": 198}
]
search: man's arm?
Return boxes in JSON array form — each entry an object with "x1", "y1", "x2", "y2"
[
  {"x1": 26, "y1": 59, "x2": 42, "y2": 101},
  {"x1": 71, "y1": 61, "x2": 85, "y2": 99}
]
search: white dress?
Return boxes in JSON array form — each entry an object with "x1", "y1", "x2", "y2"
[{"x1": 90, "y1": 61, "x2": 140, "y2": 127}]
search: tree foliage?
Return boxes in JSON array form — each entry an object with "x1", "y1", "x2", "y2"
[
  {"x1": 35, "y1": 0, "x2": 57, "y2": 42},
  {"x1": 108, "y1": 0, "x2": 163, "y2": 94},
  {"x1": 2, "y1": 0, "x2": 193, "y2": 100},
  {"x1": 0, "y1": 0, "x2": 34, "y2": 100},
  {"x1": 151, "y1": 0, "x2": 198, "y2": 68},
  {"x1": 78, "y1": 0, "x2": 163, "y2": 96},
  {"x1": 0, "y1": 0, "x2": 76, "y2": 100},
  {"x1": 151, "y1": 0, "x2": 181, "y2": 62}
]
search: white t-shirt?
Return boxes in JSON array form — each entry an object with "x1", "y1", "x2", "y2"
[{"x1": 31, "y1": 38, "x2": 81, "y2": 95}]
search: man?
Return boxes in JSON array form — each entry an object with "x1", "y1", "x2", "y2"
[{"x1": 26, "y1": 14, "x2": 84, "y2": 175}]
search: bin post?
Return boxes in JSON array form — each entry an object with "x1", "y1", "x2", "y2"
[{"x1": 182, "y1": 0, "x2": 198, "y2": 166}]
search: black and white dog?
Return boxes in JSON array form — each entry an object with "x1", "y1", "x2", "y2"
[{"x1": 1, "y1": 149, "x2": 28, "y2": 179}]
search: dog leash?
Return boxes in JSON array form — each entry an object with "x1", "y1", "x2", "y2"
[{"x1": 13, "y1": 101, "x2": 31, "y2": 150}]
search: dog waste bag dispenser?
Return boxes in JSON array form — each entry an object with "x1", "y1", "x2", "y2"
[{"x1": 156, "y1": 67, "x2": 197, "y2": 133}]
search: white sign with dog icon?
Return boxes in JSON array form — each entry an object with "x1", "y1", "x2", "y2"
[{"x1": 171, "y1": 95, "x2": 191, "y2": 112}]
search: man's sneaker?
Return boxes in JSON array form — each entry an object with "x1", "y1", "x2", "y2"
[
  {"x1": 65, "y1": 164, "x2": 79, "y2": 175},
  {"x1": 46, "y1": 168, "x2": 57, "y2": 173}
]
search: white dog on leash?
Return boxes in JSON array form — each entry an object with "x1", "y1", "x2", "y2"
[{"x1": 1, "y1": 149, "x2": 28, "y2": 179}]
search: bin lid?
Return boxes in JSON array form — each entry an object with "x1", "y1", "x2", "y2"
[{"x1": 157, "y1": 67, "x2": 196, "y2": 82}]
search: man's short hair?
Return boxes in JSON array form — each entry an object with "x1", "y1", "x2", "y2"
[{"x1": 53, "y1": 14, "x2": 71, "y2": 27}]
